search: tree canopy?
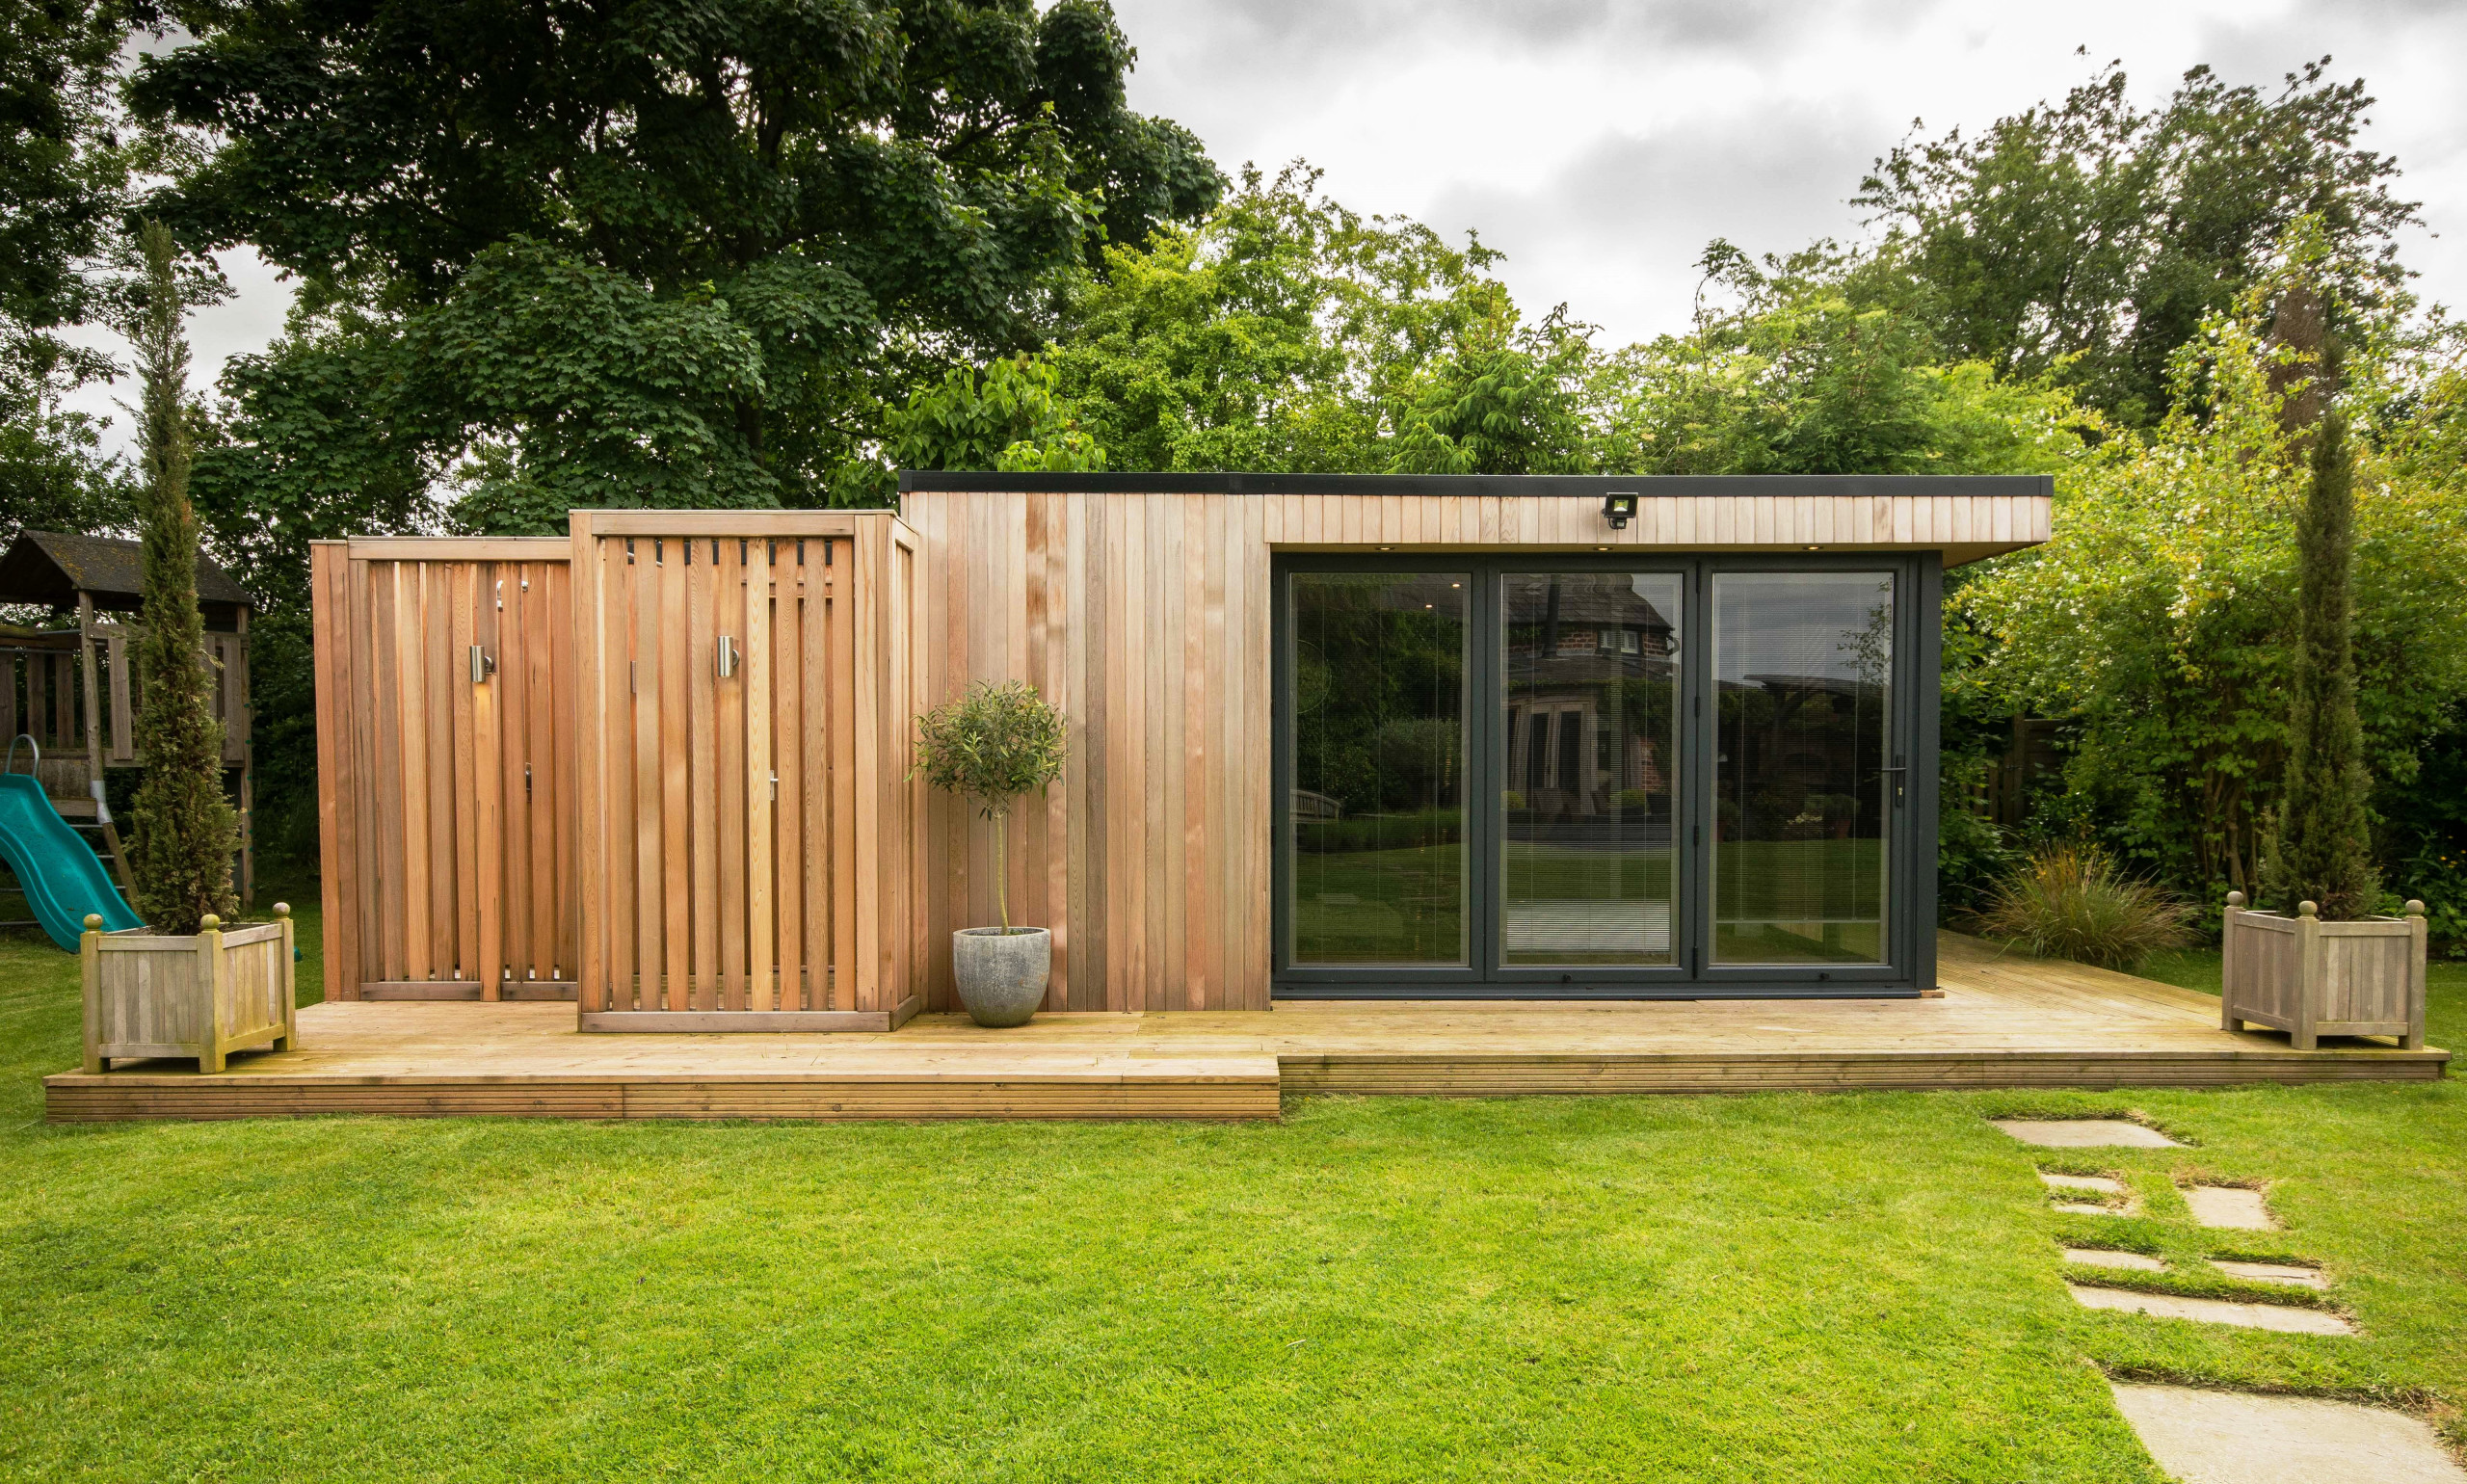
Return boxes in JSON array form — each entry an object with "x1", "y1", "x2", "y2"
[
  {"x1": 137, "y1": 0, "x2": 1222, "y2": 529},
  {"x1": 1857, "y1": 58, "x2": 2419, "y2": 426},
  {"x1": 0, "y1": 0, "x2": 137, "y2": 543}
]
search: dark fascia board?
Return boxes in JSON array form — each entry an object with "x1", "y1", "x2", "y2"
[{"x1": 897, "y1": 470, "x2": 2054, "y2": 499}]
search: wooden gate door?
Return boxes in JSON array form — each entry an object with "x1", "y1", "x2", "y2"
[
  {"x1": 570, "y1": 511, "x2": 923, "y2": 1030},
  {"x1": 311, "y1": 539, "x2": 577, "y2": 1000}
]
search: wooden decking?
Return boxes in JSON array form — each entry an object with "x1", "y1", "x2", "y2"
[{"x1": 42, "y1": 937, "x2": 2448, "y2": 1122}]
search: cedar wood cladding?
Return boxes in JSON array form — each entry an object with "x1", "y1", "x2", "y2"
[{"x1": 900, "y1": 479, "x2": 2053, "y2": 1014}]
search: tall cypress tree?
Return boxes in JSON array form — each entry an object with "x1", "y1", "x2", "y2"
[
  {"x1": 128, "y1": 220, "x2": 240, "y2": 933},
  {"x1": 2261, "y1": 344, "x2": 2379, "y2": 918}
]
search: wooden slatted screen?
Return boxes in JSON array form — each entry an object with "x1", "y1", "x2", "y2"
[
  {"x1": 569, "y1": 511, "x2": 924, "y2": 1020},
  {"x1": 310, "y1": 539, "x2": 576, "y2": 999}
]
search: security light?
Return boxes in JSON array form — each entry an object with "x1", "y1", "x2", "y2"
[{"x1": 1603, "y1": 491, "x2": 1638, "y2": 529}]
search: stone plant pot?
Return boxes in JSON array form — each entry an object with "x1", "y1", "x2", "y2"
[{"x1": 952, "y1": 927, "x2": 1051, "y2": 1027}]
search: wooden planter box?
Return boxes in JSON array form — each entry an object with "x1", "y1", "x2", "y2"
[
  {"x1": 2220, "y1": 891, "x2": 2427, "y2": 1050},
  {"x1": 82, "y1": 907, "x2": 298, "y2": 1073}
]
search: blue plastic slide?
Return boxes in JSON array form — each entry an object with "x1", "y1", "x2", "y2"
[{"x1": 0, "y1": 772, "x2": 144, "y2": 949}]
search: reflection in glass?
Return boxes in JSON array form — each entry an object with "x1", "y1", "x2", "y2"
[
  {"x1": 1290, "y1": 572, "x2": 1470, "y2": 965},
  {"x1": 1499, "y1": 573, "x2": 1681, "y2": 965},
  {"x1": 1711, "y1": 572, "x2": 1895, "y2": 965}
]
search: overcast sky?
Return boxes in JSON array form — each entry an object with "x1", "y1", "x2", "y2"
[{"x1": 66, "y1": 0, "x2": 2467, "y2": 445}]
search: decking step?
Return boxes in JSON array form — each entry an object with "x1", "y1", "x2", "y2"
[{"x1": 44, "y1": 1054, "x2": 1284, "y2": 1123}]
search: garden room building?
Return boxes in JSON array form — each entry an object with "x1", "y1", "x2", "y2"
[{"x1": 305, "y1": 473, "x2": 2053, "y2": 1017}]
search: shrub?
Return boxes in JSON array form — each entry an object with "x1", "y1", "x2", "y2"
[
  {"x1": 1970, "y1": 840, "x2": 2197, "y2": 971},
  {"x1": 913, "y1": 680, "x2": 1068, "y2": 932}
]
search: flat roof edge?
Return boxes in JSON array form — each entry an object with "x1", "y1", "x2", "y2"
[{"x1": 896, "y1": 471, "x2": 2054, "y2": 498}]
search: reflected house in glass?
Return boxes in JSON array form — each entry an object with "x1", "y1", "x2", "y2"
[{"x1": 888, "y1": 472, "x2": 2051, "y2": 1008}]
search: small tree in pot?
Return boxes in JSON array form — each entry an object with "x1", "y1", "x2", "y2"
[
  {"x1": 81, "y1": 224, "x2": 294, "y2": 1076},
  {"x1": 128, "y1": 219, "x2": 243, "y2": 933},
  {"x1": 915, "y1": 680, "x2": 1067, "y2": 1026}
]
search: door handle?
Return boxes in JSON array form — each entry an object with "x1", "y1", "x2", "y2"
[{"x1": 1876, "y1": 765, "x2": 1908, "y2": 807}]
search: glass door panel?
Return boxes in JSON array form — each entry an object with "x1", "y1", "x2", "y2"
[
  {"x1": 1289, "y1": 571, "x2": 1471, "y2": 966},
  {"x1": 1711, "y1": 572, "x2": 1896, "y2": 966},
  {"x1": 1499, "y1": 572, "x2": 1682, "y2": 966}
]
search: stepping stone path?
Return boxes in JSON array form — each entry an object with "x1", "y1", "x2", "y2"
[
  {"x1": 2039, "y1": 1171, "x2": 2136, "y2": 1216},
  {"x1": 1994, "y1": 1118, "x2": 2181, "y2": 1148},
  {"x1": 2066, "y1": 1283, "x2": 2354, "y2": 1336},
  {"x1": 2210, "y1": 1259, "x2": 2326, "y2": 1290},
  {"x1": 1993, "y1": 1118, "x2": 2420, "y2": 1476},
  {"x1": 2109, "y1": 1383, "x2": 2467, "y2": 1484},
  {"x1": 2182, "y1": 1183, "x2": 2276, "y2": 1230},
  {"x1": 2063, "y1": 1247, "x2": 2165, "y2": 1273}
]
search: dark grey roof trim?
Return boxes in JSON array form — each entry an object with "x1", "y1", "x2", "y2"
[{"x1": 897, "y1": 471, "x2": 2054, "y2": 498}]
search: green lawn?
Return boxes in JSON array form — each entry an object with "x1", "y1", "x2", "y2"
[{"x1": 1, "y1": 900, "x2": 2460, "y2": 1481}]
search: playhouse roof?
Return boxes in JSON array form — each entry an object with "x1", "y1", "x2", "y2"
[{"x1": 0, "y1": 531, "x2": 256, "y2": 614}]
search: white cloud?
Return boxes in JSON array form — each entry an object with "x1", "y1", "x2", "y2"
[{"x1": 1117, "y1": 0, "x2": 2467, "y2": 349}]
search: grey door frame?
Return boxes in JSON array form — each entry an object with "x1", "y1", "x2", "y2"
[{"x1": 1271, "y1": 550, "x2": 1940, "y2": 1000}]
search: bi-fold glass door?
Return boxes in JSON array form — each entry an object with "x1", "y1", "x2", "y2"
[{"x1": 1276, "y1": 554, "x2": 1924, "y2": 997}]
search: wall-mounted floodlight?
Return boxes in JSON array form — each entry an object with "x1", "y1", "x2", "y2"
[
  {"x1": 468, "y1": 646, "x2": 496, "y2": 683},
  {"x1": 717, "y1": 635, "x2": 739, "y2": 678},
  {"x1": 1603, "y1": 491, "x2": 1638, "y2": 530}
]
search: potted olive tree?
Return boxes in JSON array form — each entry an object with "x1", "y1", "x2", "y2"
[
  {"x1": 915, "y1": 680, "x2": 1068, "y2": 1026},
  {"x1": 2222, "y1": 313, "x2": 2426, "y2": 1050},
  {"x1": 82, "y1": 223, "x2": 293, "y2": 1074}
]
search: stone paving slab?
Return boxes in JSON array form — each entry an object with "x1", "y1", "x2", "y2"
[
  {"x1": 2064, "y1": 1248, "x2": 2166, "y2": 1272},
  {"x1": 2068, "y1": 1283, "x2": 2353, "y2": 1335},
  {"x1": 2212, "y1": 1259, "x2": 2327, "y2": 1289},
  {"x1": 2183, "y1": 1183, "x2": 2277, "y2": 1230},
  {"x1": 1995, "y1": 1119, "x2": 2182, "y2": 1147},
  {"x1": 2109, "y1": 1383, "x2": 2466, "y2": 1484},
  {"x1": 2040, "y1": 1170, "x2": 2135, "y2": 1215},
  {"x1": 2041, "y1": 1172, "x2": 2128, "y2": 1194}
]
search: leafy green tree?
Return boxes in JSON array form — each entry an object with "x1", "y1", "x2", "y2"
[
  {"x1": 1858, "y1": 58, "x2": 2417, "y2": 425},
  {"x1": 1, "y1": 0, "x2": 136, "y2": 542},
  {"x1": 1960, "y1": 282, "x2": 2467, "y2": 895},
  {"x1": 1048, "y1": 165, "x2": 1502, "y2": 473},
  {"x1": 887, "y1": 354, "x2": 1103, "y2": 474},
  {"x1": 1590, "y1": 241, "x2": 2096, "y2": 478},
  {"x1": 132, "y1": 0, "x2": 1221, "y2": 518},
  {"x1": 126, "y1": 221, "x2": 240, "y2": 933},
  {"x1": 1389, "y1": 301, "x2": 1591, "y2": 475}
]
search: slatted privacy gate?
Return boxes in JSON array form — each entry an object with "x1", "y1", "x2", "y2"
[
  {"x1": 570, "y1": 510, "x2": 926, "y2": 1031},
  {"x1": 310, "y1": 539, "x2": 578, "y2": 1001}
]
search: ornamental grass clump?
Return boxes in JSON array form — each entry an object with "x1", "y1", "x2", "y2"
[
  {"x1": 127, "y1": 221, "x2": 242, "y2": 935},
  {"x1": 1972, "y1": 841, "x2": 2197, "y2": 971},
  {"x1": 913, "y1": 680, "x2": 1067, "y2": 933}
]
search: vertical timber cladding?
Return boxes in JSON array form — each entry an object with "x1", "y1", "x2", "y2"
[
  {"x1": 309, "y1": 539, "x2": 578, "y2": 1000},
  {"x1": 568, "y1": 511, "x2": 927, "y2": 1025},
  {"x1": 900, "y1": 479, "x2": 2054, "y2": 1014}
]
